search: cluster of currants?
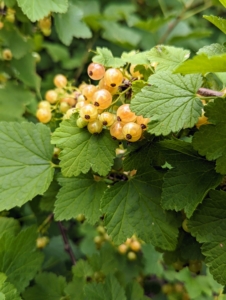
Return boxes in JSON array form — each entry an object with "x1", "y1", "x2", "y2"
[
  {"x1": 117, "y1": 236, "x2": 141, "y2": 261},
  {"x1": 36, "y1": 62, "x2": 150, "y2": 143}
]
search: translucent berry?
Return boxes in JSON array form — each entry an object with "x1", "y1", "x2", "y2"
[
  {"x1": 127, "y1": 251, "x2": 137, "y2": 261},
  {"x1": 76, "y1": 100, "x2": 87, "y2": 110},
  {"x1": 118, "y1": 244, "x2": 128, "y2": 254},
  {"x1": 36, "y1": 108, "x2": 51, "y2": 123},
  {"x1": 92, "y1": 89, "x2": 112, "y2": 109},
  {"x1": 122, "y1": 122, "x2": 142, "y2": 142},
  {"x1": 136, "y1": 115, "x2": 150, "y2": 130},
  {"x1": 104, "y1": 68, "x2": 123, "y2": 87},
  {"x1": 82, "y1": 84, "x2": 97, "y2": 101},
  {"x1": 79, "y1": 104, "x2": 98, "y2": 122},
  {"x1": 63, "y1": 108, "x2": 76, "y2": 120},
  {"x1": 53, "y1": 74, "x2": 67, "y2": 88},
  {"x1": 110, "y1": 121, "x2": 124, "y2": 140},
  {"x1": 196, "y1": 110, "x2": 209, "y2": 129},
  {"x1": 2, "y1": 49, "x2": 12, "y2": 61},
  {"x1": 117, "y1": 104, "x2": 137, "y2": 123},
  {"x1": 38, "y1": 100, "x2": 51, "y2": 110},
  {"x1": 77, "y1": 117, "x2": 88, "y2": 128},
  {"x1": 98, "y1": 78, "x2": 118, "y2": 95},
  {"x1": 182, "y1": 219, "x2": 190, "y2": 233},
  {"x1": 36, "y1": 236, "x2": 49, "y2": 249},
  {"x1": 61, "y1": 95, "x2": 76, "y2": 107},
  {"x1": 87, "y1": 63, "x2": 105, "y2": 80},
  {"x1": 60, "y1": 102, "x2": 70, "y2": 113},
  {"x1": 188, "y1": 260, "x2": 202, "y2": 273},
  {"x1": 87, "y1": 120, "x2": 103, "y2": 134},
  {"x1": 130, "y1": 240, "x2": 141, "y2": 252},
  {"x1": 99, "y1": 112, "x2": 115, "y2": 126},
  {"x1": 45, "y1": 90, "x2": 58, "y2": 104}
]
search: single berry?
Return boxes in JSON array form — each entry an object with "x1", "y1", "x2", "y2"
[
  {"x1": 53, "y1": 74, "x2": 67, "y2": 88},
  {"x1": 104, "y1": 68, "x2": 123, "y2": 87},
  {"x1": 99, "y1": 112, "x2": 115, "y2": 126},
  {"x1": 117, "y1": 104, "x2": 137, "y2": 123},
  {"x1": 87, "y1": 120, "x2": 103, "y2": 134},
  {"x1": 110, "y1": 121, "x2": 124, "y2": 140},
  {"x1": 79, "y1": 104, "x2": 98, "y2": 122},
  {"x1": 122, "y1": 122, "x2": 142, "y2": 142},
  {"x1": 92, "y1": 89, "x2": 112, "y2": 109},
  {"x1": 45, "y1": 90, "x2": 58, "y2": 104},
  {"x1": 36, "y1": 108, "x2": 51, "y2": 123},
  {"x1": 87, "y1": 63, "x2": 105, "y2": 80}
]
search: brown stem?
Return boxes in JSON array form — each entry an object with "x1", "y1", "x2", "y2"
[
  {"x1": 58, "y1": 221, "x2": 76, "y2": 265},
  {"x1": 197, "y1": 88, "x2": 223, "y2": 97}
]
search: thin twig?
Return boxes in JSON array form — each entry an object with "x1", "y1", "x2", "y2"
[
  {"x1": 58, "y1": 221, "x2": 76, "y2": 265},
  {"x1": 197, "y1": 88, "x2": 223, "y2": 98}
]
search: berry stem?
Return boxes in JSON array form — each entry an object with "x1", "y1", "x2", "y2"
[
  {"x1": 58, "y1": 221, "x2": 76, "y2": 265},
  {"x1": 197, "y1": 88, "x2": 223, "y2": 98},
  {"x1": 38, "y1": 213, "x2": 54, "y2": 234},
  {"x1": 110, "y1": 86, "x2": 131, "y2": 107}
]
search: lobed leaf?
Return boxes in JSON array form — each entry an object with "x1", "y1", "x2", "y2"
[
  {"x1": 174, "y1": 53, "x2": 226, "y2": 74},
  {"x1": 54, "y1": 3, "x2": 92, "y2": 45},
  {"x1": 131, "y1": 72, "x2": 203, "y2": 136},
  {"x1": 17, "y1": 0, "x2": 68, "y2": 22},
  {"x1": 147, "y1": 45, "x2": 190, "y2": 72},
  {"x1": 51, "y1": 118, "x2": 118, "y2": 177},
  {"x1": 193, "y1": 98, "x2": 226, "y2": 174},
  {"x1": 55, "y1": 173, "x2": 106, "y2": 224},
  {"x1": 204, "y1": 15, "x2": 226, "y2": 34},
  {"x1": 0, "y1": 227, "x2": 43, "y2": 292},
  {"x1": 160, "y1": 140, "x2": 222, "y2": 217},
  {"x1": 0, "y1": 122, "x2": 54, "y2": 211},
  {"x1": 101, "y1": 168, "x2": 179, "y2": 250},
  {"x1": 92, "y1": 47, "x2": 126, "y2": 68},
  {"x1": 189, "y1": 190, "x2": 226, "y2": 285}
]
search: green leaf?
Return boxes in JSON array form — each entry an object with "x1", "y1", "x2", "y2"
[
  {"x1": 193, "y1": 98, "x2": 226, "y2": 175},
  {"x1": 121, "y1": 51, "x2": 149, "y2": 65},
  {"x1": 189, "y1": 190, "x2": 226, "y2": 285},
  {"x1": 219, "y1": 0, "x2": 226, "y2": 7},
  {"x1": 160, "y1": 140, "x2": 222, "y2": 218},
  {"x1": 142, "y1": 243, "x2": 164, "y2": 276},
  {"x1": 0, "y1": 27, "x2": 32, "y2": 59},
  {"x1": 134, "y1": 16, "x2": 173, "y2": 33},
  {"x1": 131, "y1": 80, "x2": 148, "y2": 98},
  {"x1": 125, "y1": 281, "x2": 146, "y2": 300},
  {"x1": 101, "y1": 168, "x2": 179, "y2": 250},
  {"x1": 23, "y1": 272, "x2": 66, "y2": 300},
  {"x1": 147, "y1": 45, "x2": 190, "y2": 72},
  {"x1": 204, "y1": 15, "x2": 226, "y2": 34},
  {"x1": 0, "y1": 217, "x2": 20, "y2": 238},
  {"x1": 4, "y1": 0, "x2": 16, "y2": 7},
  {"x1": 174, "y1": 53, "x2": 226, "y2": 74},
  {"x1": 39, "y1": 179, "x2": 60, "y2": 212},
  {"x1": 0, "y1": 82, "x2": 35, "y2": 122},
  {"x1": 0, "y1": 226, "x2": 43, "y2": 292},
  {"x1": 103, "y1": 3, "x2": 136, "y2": 21},
  {"x1": 51, "y1": 118, "x2": 118, "y2": 177},
  {"x1": 0, "y1": 122, "x2": 54, "y2": 210},
  {"x1": 11, "y1": 54, "x2": 40, "y2": 90},
  {"x1": 43, "y1": 42, "x2": 69, "y2": 62},
  {"x1": 84, "y1": 274, "x2": 126, "y2": 300},
  {"x1": 0, "y1": 279, "x2": 21, "y2": 300},
  {"x1": 92, "y1": 47, "x2": 126, "y2": 68},
  {"x1": 54, "y1": 3, "x2": 92, "y2": 46},
  {"x1": 16, "y1": 0, "x2": 68, "y2": 22},
  {"x1": 131, "y1": 72, "x2": 203, "y2": 136},
  {"x1": 101, "y1": 21, "x2": 141, "y2": 49},
  {"x1": 123, "y1": 142, "x2": 164, "y2": 171},
  {"x1": 54, "y1": 173, "x2": 106, "y2": 223},
  {"x1": 197, "y1": 43, "x2": 226, "y2": 56}
]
